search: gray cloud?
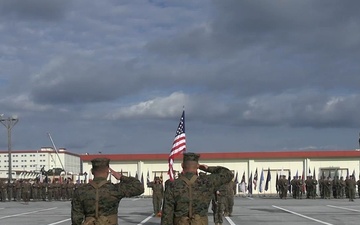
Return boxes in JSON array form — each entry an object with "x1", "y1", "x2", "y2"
[
  {"x1": 0, "y1": 0, "x2": 72, "y2": 21},
  {"x1": 1, "y1": 1, "x2": 360, "y2": 154}
]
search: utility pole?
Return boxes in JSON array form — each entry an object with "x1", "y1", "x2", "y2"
[{"x1": 0, "y1": 115, "x2": 19, "y2": 182}]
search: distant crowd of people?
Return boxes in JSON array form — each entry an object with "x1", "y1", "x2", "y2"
[
  {"x1": 277, "y1": 174, "x2": 359, "y2": 201},
  {"x1": 0, "y1": 178, "x2": 86, "y2": 203}
]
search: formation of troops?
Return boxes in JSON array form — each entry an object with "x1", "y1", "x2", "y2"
[
  {"x1": 277, "y1": 174, "x2": 360, "y2": 201},
  {"x1": 0, "y1": 178, "x2": 85, "y2": 203},
  {"x1": 2, "y1": 160, "x2": 360, "y2": 225}
]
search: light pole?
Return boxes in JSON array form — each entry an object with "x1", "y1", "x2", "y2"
[{"x1": 0, "y1": 115, "x2": 19, "y2": 183}]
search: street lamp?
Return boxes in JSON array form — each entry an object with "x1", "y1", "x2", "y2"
[{"x1": 0, "y1": 115, "x2": 19, "y2": 183}]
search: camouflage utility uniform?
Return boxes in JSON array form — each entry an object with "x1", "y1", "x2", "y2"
[
  {"x1": 161, "y1": 153, "x2": 233, "y2": 225},
  {"x1": 71, "y1": 158, "x2": 144, "y2": 225},
  {"x1": 147, "y1": 177, "x2": 164, "y2": 215}
]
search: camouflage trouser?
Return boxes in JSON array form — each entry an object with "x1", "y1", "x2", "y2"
[
  {"x1": 7, "y1": 188, "x2": 12, "y2": 201},
  {"x1": 41, "y1": 189, "x2": 47, "y2": 200},
  {"x1": 212, "y1": 198, "x2": 225, "y2": 224},
  {"x1": 349, "y1": 188, "x2": 355, "y2": 201},
  {"x1": 0, "y1": 189, "x2": 7, "y2": 201},
  {"x1": 48, "y1": 190, "x2": 53, "y2": 201},
  {"x1": 224, "y1": 195, "x2": 234, "y2": 215},
  {"x1": 279, "y1": 187, "x2": 287, "y2": 199},
  {"x1": 152, "y1": 193, "x2": 163, "y2": 214},
  {"x1": 22, "y1": 191, "x2": 30, "y2": 202},
  {"x1": 16, "y1": 189, "x2": 21, "y2": 201},
  {"x1": 32, "y1": 189, "x2": 38, "y2": 201}
]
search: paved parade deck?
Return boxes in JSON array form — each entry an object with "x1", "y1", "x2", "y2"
[{"x1": 0, "y1": 196, "x2": 359, "y2": 225}]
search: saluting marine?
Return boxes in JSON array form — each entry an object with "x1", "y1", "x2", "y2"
[
  {"x1": 161, "y1": 152, "x2": 233, "y2": 225},
  {"x1": 71, "y1": 158, "x2": 144, "y2": 225}
]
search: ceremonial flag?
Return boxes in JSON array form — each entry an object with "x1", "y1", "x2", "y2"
[
  {"x1": 248, "y1": 172, "x2": 253, "y2": 195},
  {"x1": 301, "y1": 170, "x2": 305, "y2": 193},
  {"x1": 265, "y1": 168, "x2": 271, "y2": 191},
  {"x1": 288, "y1": 170, "x2": 291, "y2": 193},
  {"x1": 135, "y1": 172, "x2": 138, "y2": 180},
  {"x1": 234, "y1": 171, "x2": 238, "y2": 184},
  {"x1": 259, "y1": 169, "x2": 264, "y2": 193},
  {"x1": 241, "y1": 171, "x2": 246, "y2": 183},
  {"x1": 295, "y1": 170, "x2": 298, "y2": 179},
  {"x1": 309, "y1": 167, "x2": 311, "y2": 175},
  {"x1": 141, "y1": 173, "x2": 144, "y2": 184},
  {"x1": 275, "y1": 171, "x2": 279, "y2": 193},
  {"x1": 253, "y1": 168, "x2": 258, "y2": 190},
  {"x1": 313, "y1": 167, "x2": 316, "y2": 180},
  {"x1": 168, "y1": 110, "x2": 186, "y2": 181},
  {"x1": 147, "y1": 170, "x2": 150, "y2": 184}
]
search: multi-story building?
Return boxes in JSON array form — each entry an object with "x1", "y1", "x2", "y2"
[{"x1": 0, "y1": 147, "x2": 81, "y2": 180}]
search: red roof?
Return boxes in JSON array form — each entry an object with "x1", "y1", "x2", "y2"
[{"x1": 80, "y1": 150, "x2": 360, "y2": 162}]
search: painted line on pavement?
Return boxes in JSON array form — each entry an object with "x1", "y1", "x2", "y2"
[
  {"x1": 272, "y1": 205, "x2": 333, "y2": 225},
  {"x1": 327, "y1": 205, "x2": 360, "y2": 212},
  {"x1": 0, "y1": 207, "x2": 57, "y2": 220},
  {"x1": 225, "y1": 216, "x2": 237, "y2": 225},
  {"x1": 137, "y1": 213, "x2": 154, "y2": 225},
  {"x1": 246, "y1": 197, "x2": 254, "y2": 200},
  {"x1": 48, "y1": 218, "x2": 71, "y2": 225}
]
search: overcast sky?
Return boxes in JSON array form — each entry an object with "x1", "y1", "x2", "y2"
[{"x1": 1, "y1": 0, "x2": 360, "y2": 155}]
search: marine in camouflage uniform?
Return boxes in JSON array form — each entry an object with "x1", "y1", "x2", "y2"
[
  {"x1": 345, "y1": 175, "x2": 356, "y2": 201},
  {"x1": 15, "y1": 180, "x2": 22, "y2": 201},
  {"x1": 0, "y1": 180, "x2": 7, "y2": 202},
  {"x1": 7, "y1": 180, "x2": 13, "y2": 201},
  {"x1": 278, "y1": 175, "x2": 288, "y2": 199},
  {"x1": 324, "y1": 177, "x2": 332, "y2": 199},
  {"x1": 32, "y1": 180, "x2": 39, "y2": 201},
  {"x1": 22, "y1": 180, "x2": 31, "y2": 204},
  {"x1": 47, "y1": 182, "x2": 54, "y2": 201},
  {"x1": 147, "y1": 176, "x2": 164, "y2": 216},
  {"x1": 161, "y1": 152, "x2": 233, "y2": 225},
  {"x1": 339, "y1": 177, "x2": 346, "y2": 198},
  {"x1": 71, "y1": 158, "x2": 144, "y2": 225},
  {"x1": 310, "y1": 176, "x2": 318, "y2": 199},
  {"x1": 212, "y1": 183, "x2": 227, "y2": 225},
  {"x1": 68, "y1": 180, "x2": 75, "y2": 200}
]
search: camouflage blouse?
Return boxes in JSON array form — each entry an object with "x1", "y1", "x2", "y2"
[
  {"x1": 161, "y1": 166, "x2": 233, "y2": 225},
  {"x1": 71, "y1": 176, "x2": 144, "y2": 225}
]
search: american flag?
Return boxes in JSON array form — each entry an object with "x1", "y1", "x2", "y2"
[{"x1": 168, "y1": 110, "x2": 186, "y2": 181}]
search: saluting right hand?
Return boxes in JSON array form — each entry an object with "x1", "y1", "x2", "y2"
[
  {"x1": 199, "y1": 164, "x2": 208, "y2": 171},
  {"x1": 109, "y1": 168, "x2": 122, "y2": 180}
]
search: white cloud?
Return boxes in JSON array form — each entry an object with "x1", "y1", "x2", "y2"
[{"x1": 106, "y1": 92, "x2": 188, "y2": 120}]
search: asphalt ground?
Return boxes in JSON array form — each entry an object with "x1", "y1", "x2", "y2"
[{"x1": 0, "y1": 196, "x2": 359, "y2": 225}]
